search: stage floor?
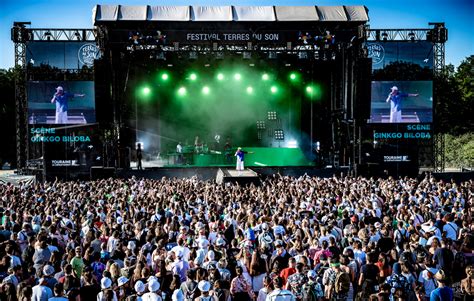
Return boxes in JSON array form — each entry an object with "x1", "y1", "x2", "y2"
[{"x1": 132, "y1": 147, "x2": 313, "y2": 168}]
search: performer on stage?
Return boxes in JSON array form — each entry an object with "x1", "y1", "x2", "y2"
[
  {"x1": 234, "y1": 147, "x2": 253, "y2": 171},
  {"x1": 176, "y1": 142, "x2": 183, "y2": 164},
  {"x1": 50, "y1": 86, "x2": 85, "y2": 124},
  {"x1": 194, "y1": 136, "x2": 203, "y2": 153},
  {"x1": 386, "y1": 86, "x2": 419, "y2": 123},
  {"x1": 136, "y1": 143, "x2": 143, "y2": 170}
]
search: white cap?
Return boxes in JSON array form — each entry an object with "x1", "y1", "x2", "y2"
[
  {"x1": 43, "y1": 265, "x2": 55, "y2": 276},
  {"x1": 148, "y1": 279, "x2": 160, "y2": 292},
  {"x1": 127, "y1": 241, "x2": 136, "y2": 250},
  {"x1": 134, "y1": 281, "x2": 145, "y2": 293},
  {"x1": 215, "y1": 238, "x2": 226, "y2": 246},
  {"x1": 374, "y1": 222, "x2": 382, "y2": 228},
  {"x1": 56, "y1": 86, "x2": 64, "y2": 91},
  {"x1": 261, "y1": 223, "x2": 269, "y2": 231},
  {"x1": 117, "y1": 276, "x2": 129, "y2": 287},
  {"x1": 391, "y1": 86, "x2": 398, "y2": 91},
  {"x1": 101, "y1": 277, "x2": 112, "y2": 289},
  {"x1": 198, "y1": 280, "x2": 211, "y2": 292}
]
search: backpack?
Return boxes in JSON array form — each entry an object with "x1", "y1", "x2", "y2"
[
  {"x1": 185, "y1": 282, "x2": 198, "y2": 301},
  {"x1": 387, "y1": 274, "x2": 410, "y2": 298},
  {"x1": 395, "y1": 229, "x2": 408, "y2": 249},
  {"x1": 302, "y1": 282, "x2": 324, "y2": 301},
  {"x1": 334, "y1": 271, "x2": 351, "y2": 295}
]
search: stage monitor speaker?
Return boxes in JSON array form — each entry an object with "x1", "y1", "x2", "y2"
[{"x1": 354, "y1": 57, "x2": 372, "y2": 120}]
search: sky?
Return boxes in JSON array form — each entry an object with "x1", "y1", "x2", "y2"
[{"x1": 1, "y1": 0, "x2": 473, "y2": 69}]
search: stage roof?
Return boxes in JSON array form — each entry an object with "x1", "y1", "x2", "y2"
[{"x1": 93, "y1": 5, "x2": 369, "y2": 23}]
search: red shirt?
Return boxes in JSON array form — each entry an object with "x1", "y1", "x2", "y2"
[{"x1": 279, "y1": 267, "x2": 296, "y2": 286}]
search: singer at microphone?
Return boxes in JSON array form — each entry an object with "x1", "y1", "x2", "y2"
[
  {"x1": 50, "y1": 86, "x2": 85, "y2": 124},
  {"x1": 385, "y1": 86, "x2": 419, "y2": 123}
]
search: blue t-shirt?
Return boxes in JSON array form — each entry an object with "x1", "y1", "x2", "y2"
[
  {"x1": 389, "y1": 92, "x2": 408, "y2": 112},
  {"x1": 53, "y1": 92, "x2": 74, "y2": 112},
  {"x1": 430, "y1": 287, "x2": 453, "y2": 301},
  {"x1": 236, "y1": 150, "x2": 246, "y2": 161}
]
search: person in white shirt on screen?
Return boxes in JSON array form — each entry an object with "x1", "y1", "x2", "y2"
[
  {"x1": 51, "y1": 86, "x2": 85, "y2": 124},
  {"x1": 385, "y1": 86, "x2": 418, "y2": 123}
]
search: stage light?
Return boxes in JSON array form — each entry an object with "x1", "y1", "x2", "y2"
[
  {"x1": 290, "y1": 73, "x2": 297, "y2": 80},
  {"x1": 234, "y1": 73, "x2": 241, "y2": 81},
  {"x1": 161, "y1": 73, "x2": 169, "y2": 81},
  {"x1": 246, "y1": 86, "x2": 253, "y2": 94},
  {"x1": 287, "y1": 140, "x2": 298, "y2": 148},
  {"x1": 217, "y1": 73, "x2": 224, "y2": 81},
  {"x1": 270, "y1": 86, "x2": 278, "y2": 94},
  {"x1": 189, "y1": 73, "x2": 197, "y2": 81},
  {"x1": 306, "y1": 86, "x2": 313, "y2": 93},
  {"x1": 178, "y1": 87, "x2": 187, "y2": 96},
  {"x1": 143, "y1": 87, "x2": 151, "y2": 95},
  {"x1": 262, "y1": 73, "x2": 269, "y2": 81},
  {"x1": 202, "y1": 86, "x2": 210, "y2": 94}
]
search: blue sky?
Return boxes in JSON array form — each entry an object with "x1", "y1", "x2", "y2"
[{"x1": 1, "y1": 0, "x2": 473, "y2": 69}]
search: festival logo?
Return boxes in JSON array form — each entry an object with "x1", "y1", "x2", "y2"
[
  {"x1": 367, "y1": 43, "x2": 385, "y2": 65},
  {"x1": 78, "y1": 43, "x2": 100, "y2": 67}
]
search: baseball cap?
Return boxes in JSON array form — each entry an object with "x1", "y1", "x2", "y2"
[
  {"x1": 198, "y1": 280, "x2": 211, "y2": 292},
  {"x1": 101, "y1": 277, "x2": 112, "y2": 289},
  {"x1": 117, "y1": 276, "x2": 129, "y2": 287},
  {"x1": 391, "y1": 86, "x2": 398, "y2": 90},
  {"x1": 134, "y1": 281, "x2": 145, "y2": 293},
  {"x1": 56, "y1": 86, "x2": 64, "y2": 91}
]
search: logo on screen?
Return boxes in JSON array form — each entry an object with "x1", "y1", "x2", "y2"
[
  {"x1": 367, "y1": 43, "x2": 385, "y2": 65},
  {"x1": 78, "y1": 44, "x2": 100, "y2": 67}
]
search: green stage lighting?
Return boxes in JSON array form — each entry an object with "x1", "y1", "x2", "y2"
[
  {"x1": 290, "y1": 73, "x2": 297, "y2": 80},
  {"x1": 161, "y1": 73, "x2": 169, "y2": 81},
  {"x1": 262, "y1": 73, "x2": 269, "y2": 81},
  {"x1": 270, "y1": 86, "x2": 278, "y2": 94},
  {"x1": 189, "y1": 73, "x2": 197, "y2": 81},
  {"x1": 246, "y1": 86, "x2": 253, "y2": 94},
  {"x1": 217, "y1": 73, "x2": 225, "y2": 81},
  {"x1": 234, "y1": 73, "x2": 242, "y2": 81},
  {"x1": 306, "y1": 86, "x2": 313, "y2": 93},
  {"x1": 202, "y1": 86, "x2": 210, "y2": 94},
  {"x1": 143, "y1": 87, "x2": 151, "y2": 95},
  {"x1": 178, "y1": 87, "x2": 187, "y2": 96}
]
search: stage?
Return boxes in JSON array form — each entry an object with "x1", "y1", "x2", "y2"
[{"x1": 132, "y1": 147, "x2": 314, "y2": 168}]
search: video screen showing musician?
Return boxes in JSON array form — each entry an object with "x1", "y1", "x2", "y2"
[
  {"x1": 51, "y1": 86, "x2": 85, "y2": 124},
  {"x1": 386, "y1": 86, "x2": 419, "y2": 123}
]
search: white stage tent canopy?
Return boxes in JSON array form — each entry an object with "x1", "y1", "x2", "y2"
[{"x1": 93, "y1": 5, "x2": 368, "y2": 23}]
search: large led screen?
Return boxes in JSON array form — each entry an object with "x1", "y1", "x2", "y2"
[
  {"x1": 28, "y1": 81, "x2": 96, "y2": 124},
  {"x1": 369, "y1": 81, "x2": 432, "y2": 123}
]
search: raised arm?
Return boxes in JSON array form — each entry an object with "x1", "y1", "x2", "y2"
[{"x1": 385, "y1": 93, "x2": 392, "y2": 103}]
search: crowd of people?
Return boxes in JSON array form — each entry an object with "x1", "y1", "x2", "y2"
[{"x1": 0, "y1": 174, "x2": 472, "y2": 301}]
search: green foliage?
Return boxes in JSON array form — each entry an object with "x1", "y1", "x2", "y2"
[
  {"x1": 444, "y1": 133, "x2": 474, "y2": 168},
  {"x1": 372, "y1": 61, "x2": 433, "y2": 81}
]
